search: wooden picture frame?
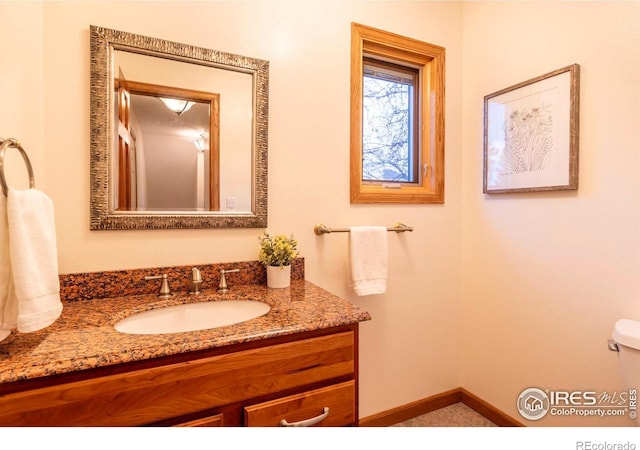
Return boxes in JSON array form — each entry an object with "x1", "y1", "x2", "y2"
[{"x1": 483, "y1": 64, "x2": 580, "y2": 194}]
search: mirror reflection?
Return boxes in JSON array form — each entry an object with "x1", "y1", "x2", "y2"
[
  {"x1": 124, "y1": 89, "x2": 216, "y2": 211},
  {"x1": 90, "y1": 25, "x2": 268, "y2": 230},
  {"x1": 114, "y1": 50, "x2": 252, "y2": 213}
]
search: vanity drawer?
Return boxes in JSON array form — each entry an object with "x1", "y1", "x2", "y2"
[
  {"x1": 0, "y1": 330, "x2": 354, "y2": 426},
  {"x1": 244, "y1": 380, "x2": 355, "y2": 427},
  {"x1": 175, "y1": 413, "x2": 224, "y2": 427}
]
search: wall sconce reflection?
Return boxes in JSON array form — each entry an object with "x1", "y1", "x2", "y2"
[{"x1": 194, "y1": 135, "x2": 205, "y2": 152}]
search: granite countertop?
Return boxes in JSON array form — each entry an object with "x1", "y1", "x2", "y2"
[{"x1": 0, "y1": 280, "x2": 371, "y2": 385}]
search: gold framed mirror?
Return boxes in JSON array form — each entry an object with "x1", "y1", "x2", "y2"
[{"x1": 90, "y1": 25, "x2": 268, "y2": 230}]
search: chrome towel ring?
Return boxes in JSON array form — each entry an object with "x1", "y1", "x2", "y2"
[{"x1": 0, "y1": 138, "x2": 35, "y2": 196}]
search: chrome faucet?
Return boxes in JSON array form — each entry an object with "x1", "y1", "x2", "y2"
[
  {"x1": 218, "y1": 268, "x2": 240, "y2": 293},
  {"x1": 144, "y1": 274, "x2": 172, "y2": 298},
  {"x1": 190, "y1": 267, "x2": 203, "y2": 294}
]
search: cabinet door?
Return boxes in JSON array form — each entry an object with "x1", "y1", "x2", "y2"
[{"x1": 244, "y1": 381, "x2": 355, "y2": 427}]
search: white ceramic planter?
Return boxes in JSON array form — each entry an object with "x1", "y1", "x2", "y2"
[{"x1": 266, "y1": 265, "x2": 291, "y2": 288}]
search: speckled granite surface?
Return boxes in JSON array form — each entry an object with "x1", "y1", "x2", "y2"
[
  {"x1": 59, "y1": 259, "x2": 305, "y2": 302},
  {"x1": 0, "y1": 263, "x2": 371, "y2": 385}
]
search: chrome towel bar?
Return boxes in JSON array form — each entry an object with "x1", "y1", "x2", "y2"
[
  {"x1": 0, "y1": 138, "x2": 35, "y2": 197},
  {"x1": 314, "y1": 223, "x2": 413, "y2": 235}
]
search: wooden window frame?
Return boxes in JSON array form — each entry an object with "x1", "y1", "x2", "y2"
[{"x1": 350, "y1": 23, "x2": 445, "y2": 204}]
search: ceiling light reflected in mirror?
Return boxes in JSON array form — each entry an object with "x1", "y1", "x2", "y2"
[{"x1": 159, "y1": 97, "x2": 196, "y2": 115}]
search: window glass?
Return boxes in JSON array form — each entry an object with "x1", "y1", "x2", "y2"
[{"x1": 362, "y1": 60, "x2": 418, "y2": 184}]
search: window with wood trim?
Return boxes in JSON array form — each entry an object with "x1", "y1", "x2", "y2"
[{"x1": 350, "y1": 23, "x2": 445, "y2": 203}]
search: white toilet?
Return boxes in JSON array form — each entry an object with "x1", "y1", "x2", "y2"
[{"x1": 611, "y1": 319, "x2": 640, "y2": 424}]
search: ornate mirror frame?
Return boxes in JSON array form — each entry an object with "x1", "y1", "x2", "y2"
[{"x1": 90, "y1": 25, "x2": 268, "y2": 230}]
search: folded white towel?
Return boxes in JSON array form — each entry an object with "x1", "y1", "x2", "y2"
[
  {"x1": 349, "y1": 226, "x2": 388, "y2": 296},
  {"x1": 0, "y1": 195, "x2": 16, "y2": 341},
  {"x1": 2, "y1": 188, "x2": 62, "y2": 338}
]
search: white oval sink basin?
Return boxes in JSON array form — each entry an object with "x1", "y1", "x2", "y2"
[{"x1": 114, "y1": 300, "x2": 271, "y2": 335}]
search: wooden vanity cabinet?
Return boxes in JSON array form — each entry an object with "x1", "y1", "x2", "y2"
[{"x1": 0, "y1": 324, "x2": 359, "y2": 427}]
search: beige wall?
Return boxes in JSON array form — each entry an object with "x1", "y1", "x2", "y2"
[
  {"x1": 0, "y1": 3, "x2": 44, "y2": 192},
  {"x1": 1, "y1": 1, "x2": 638, "y2": 426},
  {"x1": 461, "y1": 2, "x2": 640, "y2": 426}
]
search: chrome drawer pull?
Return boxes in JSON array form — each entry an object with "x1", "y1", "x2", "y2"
[{"x1": 279, "y1": 407, "x2": 330, "y2": 427}]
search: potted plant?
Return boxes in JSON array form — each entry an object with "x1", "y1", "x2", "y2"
[{"x1": 258, "y1": 232, "x2": 299, "y2": 288}]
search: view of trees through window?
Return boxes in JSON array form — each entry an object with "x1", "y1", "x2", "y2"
[{"x1": 362, "y1": 60, "x2": 417, "y2": 183}]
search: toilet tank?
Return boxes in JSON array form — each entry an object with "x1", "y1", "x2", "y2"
[
  {"x1": 614, "y1": 319, "x2": 640, "y2": 351},
  {"x1": 612, "y1": 319, "x2": 640, "y2": 391}
]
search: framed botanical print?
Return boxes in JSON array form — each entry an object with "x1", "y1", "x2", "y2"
[{"x1": 483, "y1": 64, "x2": 580, "y2": 194}]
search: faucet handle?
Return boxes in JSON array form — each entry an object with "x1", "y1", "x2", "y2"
[
  {"x1": 218, "y1": 268, "x2": 240, "y2": 293},
  {"x1": 145, "y1": 274, "x2": 172, "y2": 298},
  {"x1": 190, "y1": 267, "x2": 203, "y2": 294}
]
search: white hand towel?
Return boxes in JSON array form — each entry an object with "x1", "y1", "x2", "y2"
[
  {"x1": 349, "y1": 226, "x2": 388, "y2": 296},
  {"x1": 6, "y1": 188, "x2": 62, "y2": 334},
  {"x1": 0, "y1": 195, "x2": 17, "y2": 342}
]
